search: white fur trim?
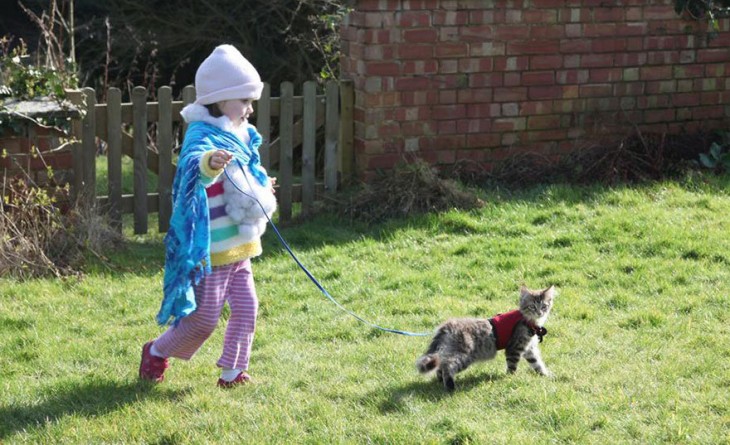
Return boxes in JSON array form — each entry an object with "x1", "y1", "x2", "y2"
[
  {"x1": 222, "y1": 163, "x2": 277, "y2": 244},
  {"x1": 180, "y1": 103, "x2": 251, "y2": 144}
]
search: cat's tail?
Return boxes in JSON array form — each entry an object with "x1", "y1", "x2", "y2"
[{"x1": 416, "y1": 354, "x2": 440, "y2": 374}]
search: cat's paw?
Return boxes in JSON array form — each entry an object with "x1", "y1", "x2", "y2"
[
  {"x1": 444, "y1": 376, "x2": 455, "y2": 392},
  {"x1": 541, "y1": 369, "x2": 555, "y2": 378}
]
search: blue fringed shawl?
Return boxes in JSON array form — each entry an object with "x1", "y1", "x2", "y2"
[{"x1": 156, "y1": 121, "x2": 268, "y2": 326}]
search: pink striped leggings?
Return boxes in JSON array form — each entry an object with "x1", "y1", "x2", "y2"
[{"x1": 154, "y1": 259, "x2": 258, "y2": 370}]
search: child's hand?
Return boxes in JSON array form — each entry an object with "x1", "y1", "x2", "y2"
[
  {"x1": 209, "y1": 150, "x2": 233, "y2": 170},
  {"x1": 269, "y1": 177, "x2": 277, "y2": 194}
]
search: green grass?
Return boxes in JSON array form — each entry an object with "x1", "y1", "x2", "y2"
[
  {"x1": 2, "y1": 173, "x2": 730, "y2": 444},
  {"x1": 95, "y1": 155, "x2": 160, "y2": 196}
]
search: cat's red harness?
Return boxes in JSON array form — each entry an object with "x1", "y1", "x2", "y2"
[{"x1": 489, "y1": 310, "x2": 548, "y2": 350}]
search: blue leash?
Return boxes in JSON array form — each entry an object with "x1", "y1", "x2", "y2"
[{"x1": 224, "y1": 160, "x2": 432, "y2": 337}]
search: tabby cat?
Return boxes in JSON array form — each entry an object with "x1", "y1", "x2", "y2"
[{"x1": 416, "y1": 285, "x2": 556, "y2": 391}]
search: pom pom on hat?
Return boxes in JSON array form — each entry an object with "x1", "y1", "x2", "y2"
[{"x1": 194, "y1": 44, "x2": 264, "y2": 105}]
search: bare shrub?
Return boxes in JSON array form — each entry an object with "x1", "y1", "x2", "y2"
[
  {"x1": 335, "y1": 159, "x2": 484, "y2": 223},
  {"x1": 1, "y1": 169, "x2": 121, "y2": 280},
  {"x1": 454, "y1": 128, "x2": 719, "y2": 188}
]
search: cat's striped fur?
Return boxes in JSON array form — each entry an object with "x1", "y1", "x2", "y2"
[{"x1": 416, "y1": 285, "x2": 556, "y2": 391}]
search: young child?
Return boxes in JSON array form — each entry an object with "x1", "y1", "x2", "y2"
[{"x1": 139, "y1": 44, "x2": 277, "y2": 388}]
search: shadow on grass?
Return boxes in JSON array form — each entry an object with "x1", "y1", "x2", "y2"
[
  {"x1": 373, "y1": 371, "x2": 506, "y2": 414},
  {"x1": 0, "y1": 378, "x2": 190, "y2": 440}
]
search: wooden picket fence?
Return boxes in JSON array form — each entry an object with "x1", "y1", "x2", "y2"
[{"x1": 67, "y1": 81, "x2": 354, "y2": 234}]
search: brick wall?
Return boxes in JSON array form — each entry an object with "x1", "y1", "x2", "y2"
[
  {"x1": 340, "y1": 0, "x2": 730, "y2": 178},
  {"x1": 0, "y1": 124, "x2": 74, "y2": 189}
]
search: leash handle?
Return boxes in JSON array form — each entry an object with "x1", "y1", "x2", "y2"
[{"x1": 223, "y1": 160, "x2": 432, "y2": 337}]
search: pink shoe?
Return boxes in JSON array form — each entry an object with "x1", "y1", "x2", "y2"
[
  {"x1": 139, "y1": 341, "x2": 169, "y2": 382},
  {"x1": 217, "y1": 371, "x2": 251, "y2": 388}
]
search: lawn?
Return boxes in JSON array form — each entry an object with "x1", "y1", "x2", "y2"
[{"x1": 1, "y1": 173, "x2": 729, "y2": 444}]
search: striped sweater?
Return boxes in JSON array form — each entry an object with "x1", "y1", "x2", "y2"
[
  {"x1": 201, "y1": 165, "x2": 263, "y2": 266},
  {"x1": 183, "y1": 103, "x2": 272, "y2": 267}
]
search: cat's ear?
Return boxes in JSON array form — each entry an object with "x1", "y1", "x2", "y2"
[
  {"x1": 543, "y1": 285, "x2": 557, "y2": 300},
  {"x1": 520, "y1": 285, "x2": 530, "y2": 299}
]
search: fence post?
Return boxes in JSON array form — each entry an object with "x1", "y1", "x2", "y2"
[
  {"x1": 65, "y1": 89, "x2": 84, "y2": 201},
  {"x1": 106, "y1": 87, "x2": 123, "y2": 231},
  {"x1": 278, "y1": 82, "x2": 294, "y2": 223},
  {"x1": 301, "y1": 81, "x2": 317, "y2": 215},
  {"x1": 81, "y1": 87, "x2": 96, "y2": 207},
  {"x1": 324, "y1": 81, "x2": 339, "y2": 194},
  {"x1": 132, "y1": 86, "x2": 148, "y2": 234},
  {"x1": 182, "y1": 85, "x2": 195, "y2": 137},
  {"x1": 157, "y1": 86, "x2": 173, "y2": 233},
  {"x1": 339, "y1": 80, "x2": 354, "y2": 185},
  {"x1": 257, "y1": 83, "x2": 271, "y2": 170}
]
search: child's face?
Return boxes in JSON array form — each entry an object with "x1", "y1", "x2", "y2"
[{"x1": 219, "y1": 99, "x2": 254, "y2": 126}]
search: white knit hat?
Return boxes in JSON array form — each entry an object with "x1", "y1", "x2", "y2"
[{"x1": 194, "y1": 44, "x2": 264, "y2": 105}]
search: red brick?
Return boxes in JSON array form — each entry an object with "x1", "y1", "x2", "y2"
[
  {"x1": 523, "y1": 10, "x2": 558, "y2": 24},
  {"x1": 493, "y1": 87, "x2": 529, "y2": 102},
  {"x1": 397, "y1": 11, "x2": 432, "y2": 27},
  {"x1": 693, "y1": 106, "x2": 724, "y2": 120},
  {"x1": 528, "y1": 86, "x2": 564, "y2": 100},
  {"x1": 671, "y1": 93, "x2": 700, "y2": 107},
  {"x1": 494, "y1": 25, "x2": 531, "y2": 40},
  {"x1": 700, "y1": 92, "x2": 722, "y2": 105},
  {"x1": 560, "y1": 40, "x2": 591, "y2": 54},
  {"x1": 647, "y1": 51, "x2": 680, "y2": 65},
  {"x1": 438, "y1": 90, "x2": 457, "y2": 104},
  {"x1": 504, "y1": 72, "x2": 522, "y2": 87},
  {"x1": 398, "y1": 44, "x2": 434, "y2": 59},
  {"x1": 698, "y1": 49, "x2": 730, "y2": 63},
  {"x1": 579, "y1": 84, "x2": 613, "y2": 97},
  {"x1": 402, "y1": 0, "x2": 441, "y2": 10},
  {"x1": 365, "y1": 62, "x2": 400, "y2": 76},
  {"x1": 704, "y1": 63, "x2": 726, "y2": 77},
  {"x1": 434, "y1": 43, "x2": 469, "y2": 58},
  {"x1": 494, "y1": 56, "x2": 530, "y2": 71},
  {"x1": 614, "y1": 52, "x2": 647, "y2": 67},
  {"x1": 583, "y1": 23, "x2": 617, "y2": 37},
  {"x1": 469, "y1": 73, "x2": 504, "y2": 88},
  {"x1": 403, "y1": 60, "x2": 439, "y2": 75},
  {"x1": 522, "y1": 71, "x2": 555, "y2": 86},
  {"x1": 592, "y1": 38, "x2": 628, "y2": 53},
  {"x1": 402, "y1": 28, "x2": 438, "y2": 43},
  {"x1": 357, "y1": 0, "x2": 401, "y2": 12},
  {"x1": 594, "y1": 7, "x2": 625, "y2": 22},
  {"x1": 461, "y1": 25, "x2": 498, "y2": 41},
  {"x1": 643, "y1": 6, "x2": 680, "y2": 20},
  {"x1": 457, "y1": 88, "x2": 493, "y2": 103},
  {"x1": 530, "y1": 55, "x2": 563, "y2": 70},
  {"x1": 432, "y1": 104, "x2": 466, "y2": 120},
  {"x1": 433, "y1": 10, "x2": 469, "y2": 26},
  {"x1": 532, "y1": 0, "x2": 565, "y2": 7},
  {"x1": 466, "y1": 133, "x2": 501, "y2": 148},
  {"x1": 556, "y1": 69, "x2": 589, "y2": 84},
  {"x1": 507, "y1": 40, "x2": 560, "y2": 55},
  {"x1": 530, "y1": 25, "x2": 565, "y2": 39},
  {"x1": 589, "y1": 68, "x2": 623, "y2": 82},
  {"x1": 466, "y1": 103, "x2": 501, "y2": 118},
  {"x1": 637, "y1": 95, "x2": 671, "y2": 108},
  {"x1": 580, "y1": 54, "x2": 615, "y2": 68},
  {"x1": 521, "y1": 101, "x2": 553, "y2": 115},
  {"x1": 364, "y1": 12, "x2": 395, "y2": 28},
  {"x1": 640, "y1": 66, "x2": 673, "y2": 81},
  {"x1": 395, "y1": 77, "x2": 431, "y2": 91},
  {"x1": 527, "y1": 115, "x2": 561, "y2": 130},
  {"x1": 673, "y1": 65, "x2": 705, "y2": 79},
  {"x1": 493, "y1": 117, "x2": 526, "y2": 132},
  {"x1": 469, "y1": 10, "x2": 496, "y2": 24}
]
